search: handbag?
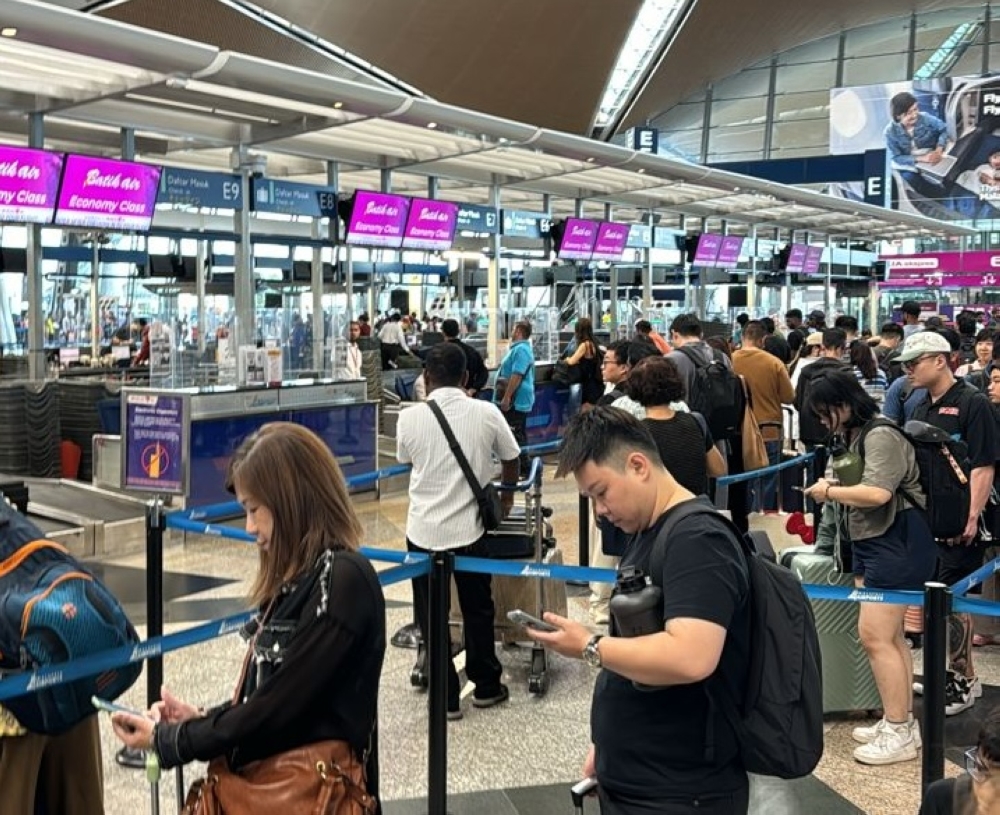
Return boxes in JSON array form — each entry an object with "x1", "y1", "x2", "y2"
[
  {"x1": 183, "y1": 568, "x2": 377, "y2": 815},
  {"x1": 182, "y1": 740, "x2": 375, "y2": 815},
  {"x1": 427, "y1": 400, "x2": 503, "y2": 531},
  {"x1": 739, "y1": 376, "x2": 770, "y2": 472}
]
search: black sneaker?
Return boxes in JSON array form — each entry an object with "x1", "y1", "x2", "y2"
[
  {"x1": 472, "y1": 683, "x2": 510, "y2": 709},
  {"x1": 447, "y1": 706, "x2": 463, "y2": 721}
]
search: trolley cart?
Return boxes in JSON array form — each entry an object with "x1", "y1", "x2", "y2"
[{"x1": 409, "y1": 457, "x2": 565, "y2": 696}]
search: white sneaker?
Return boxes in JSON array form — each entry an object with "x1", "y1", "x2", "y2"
[
  {"x1": 913, "y1": 675, "x2": 982, "y2": 700},
  {"x1": 853, "y1": 718, "x2": 922, "y2": 750},
  {"x1": 853, "y1": 722, "x2": 918, "y2": 765}
]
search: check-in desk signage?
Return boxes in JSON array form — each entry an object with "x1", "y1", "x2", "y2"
[
  {"x1": 502, "y1": 209, "x2": 551, "y2": 239},
  {"x1": 626, "y1": 224, "x2": 652, "y2": 249},
  {"x1": 251, "y1": 178, "x2": 338, "y2": 218},
  {"x1": 456, "y1": 204, "x2": 499, "y2": 235},
  {"x1": 158, "y1": 168, "x2": 243, "y2": 210}
]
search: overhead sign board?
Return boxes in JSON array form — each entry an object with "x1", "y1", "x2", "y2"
[
  {"x1": 251, "y1": 177, "x2": 337, "y2": 218},
  {"x1": 159, "y1": 167, "x2": 242, "y2": 210},
  {"x1": 456, "y1": 203, "x2": 499, "y2": 234},
  {"x1": 626, "y1": 224, "x2": 652, "y2": 248},
  {"x1": 0, "y1": 145, "x2": 63, "y2": 224},
  {"x1": 502, "y1": 209, "x2": 551, "y2": 239}
]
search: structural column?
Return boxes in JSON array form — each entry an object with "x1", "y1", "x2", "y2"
[{"x1": 26, "y1": 113, "x2": 45, "y2": 380}]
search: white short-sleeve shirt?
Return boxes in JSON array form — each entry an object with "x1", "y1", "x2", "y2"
[{"x1": 397, "y1": 387, "x2": 521, "y2": 550}]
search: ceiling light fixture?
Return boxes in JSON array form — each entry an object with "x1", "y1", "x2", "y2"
[
  {"x1": 333, "y1": 102, "x2": 344, "y2": 109},
  {"x1": 1, "y1": 27, "x2": 17, "y2": 37},
  {"x1": 426, "y1": 121, "x2": 438, "y2": 129}
]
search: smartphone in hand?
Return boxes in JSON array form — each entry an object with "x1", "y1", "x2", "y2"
[
  {"x1": 91, "y1": 696, "x2": 145, "y2": 718},
  {"x1": 507, "y1": 609, "x2": 560, "y2": 633}
]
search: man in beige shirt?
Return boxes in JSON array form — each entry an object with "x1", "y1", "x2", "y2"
[{"x1": 733, "y1": 320, "x2": 795, "y2": 512}]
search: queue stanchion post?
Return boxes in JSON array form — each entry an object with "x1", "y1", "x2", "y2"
[
  {"x1": 572, "y1": 494, "x2": 590, "y2": 588},
  {"x1": 427, "y1": 551, "x2": 452, "y2": 815},
  {"x1": 117, "y1": 496, "x2": 166, "y2": 771},
  {"x1": 922, "y1": 581, "x2": 951, "y2": 791}
]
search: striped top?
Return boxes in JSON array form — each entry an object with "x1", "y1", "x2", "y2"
[{"x1": 854, "y1": 366, "x2": 888, "y2": 408}]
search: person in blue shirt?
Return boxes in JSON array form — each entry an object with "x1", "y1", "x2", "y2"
[
  {"x1": 882, "y1": 375, "x2": 926, "y2": 424},
  {"x1": 495, "y1": 320, "x2": 536, "y2": 473},
  {"x1": 884, "y1": 91, "x2": 949, "y2": 170}
]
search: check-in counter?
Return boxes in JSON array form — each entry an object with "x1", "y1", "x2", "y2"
[{"x1": 186, "y1": 379, "x2": 376, "y2": 507}]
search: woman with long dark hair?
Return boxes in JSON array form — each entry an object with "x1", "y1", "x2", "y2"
[
  {"x1": 802, "y1": 369, "x2": 936, "y2": 767},
  {"x1": 565, "y1": 317, "x2": 604, "y2": 408}
]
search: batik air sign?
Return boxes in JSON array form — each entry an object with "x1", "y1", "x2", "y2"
[
  {"x1": 402, "y1": 198, "x2": 459, "y2": 251},
  {"x1": 883, "y1": 251, "x2": 1000, "y2": 288},
  {"x1": 0, "y1": 145, "x2": 63, "y2": 224},
  {"x1": 54, "y1": 154, "x2": 162, "y2": 232}
]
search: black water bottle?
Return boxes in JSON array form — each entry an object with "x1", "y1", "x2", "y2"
[{"x1": 610, "y1": 568, "x2": 663, "y2": 638}]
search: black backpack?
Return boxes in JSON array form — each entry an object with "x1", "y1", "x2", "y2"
[
  {"x1": 677, "y1": 346, "x2": 744, "y2": 441},
  {"x1": 649, "y1": 498, "x2": 824, "y2": 779},
  {"x1": 857, "y1": 418, "x2": 971, "y2": 541}
]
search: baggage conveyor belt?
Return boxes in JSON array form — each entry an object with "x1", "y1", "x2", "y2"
[{"x1": 4, "y1": 476, "x2": 150, "y2": 559}]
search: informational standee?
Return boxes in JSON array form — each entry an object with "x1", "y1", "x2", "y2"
[{"x1": 120, "y1": 390, "x2": 190, "y2": 496}]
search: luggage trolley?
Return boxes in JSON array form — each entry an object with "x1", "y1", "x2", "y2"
[{"x1": 409, "y1": 457, "x2": 563, "y2": 696}]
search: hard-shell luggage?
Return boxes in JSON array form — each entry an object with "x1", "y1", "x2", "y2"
[{"x1": 780, "y1": 545, "x2": 881, "y2": 713}]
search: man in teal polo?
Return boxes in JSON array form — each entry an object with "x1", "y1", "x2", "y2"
[{"x1": 496, "y1": 320, "x2": 536, "y2": 474}]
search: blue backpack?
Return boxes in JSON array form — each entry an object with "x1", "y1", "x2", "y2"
[{"x1": 0, "y1": 502, "x2": 140, "y2": 734}]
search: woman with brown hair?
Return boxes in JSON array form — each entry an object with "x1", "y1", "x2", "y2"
[
  {"x1": 110, "y1": 422, "x2": 385, "y2": 813},
  {"x1": 565, "y1": 317, "x2": 604, "y2": 408}
]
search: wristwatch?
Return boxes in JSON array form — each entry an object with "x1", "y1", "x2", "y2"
[{"x1": 582, "y1": 634, "x2": 604, "y2": 668}]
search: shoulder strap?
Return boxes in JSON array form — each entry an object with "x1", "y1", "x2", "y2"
[
  {"x1": 427, "y1": 400, "x2": 486, "y2": 503},
  {"x1": 677, "y1": 344, "x2": 710, "y2": 369},
  {"x1": 648, "y1": 498, "x2": 750, "y2": 591},
  {"x1": 856, "y1": 419, "x2": 921, "y2": 511}
]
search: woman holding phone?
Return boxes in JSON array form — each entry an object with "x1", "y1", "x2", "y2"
[
  {"x1": 802, "y1": 369, "x2": 936, "y2": 767},
  {"x1": 109, "y1": 423, "x2": 385, "y2": 813}
]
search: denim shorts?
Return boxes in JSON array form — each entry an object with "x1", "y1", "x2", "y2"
[{"x1": 852, "y1": 508, "x2": 938, "y2": 590}]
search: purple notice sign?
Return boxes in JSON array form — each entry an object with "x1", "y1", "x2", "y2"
[
  {"x1": 122, "y1": 392, "x2": 187, "y2": 495},
  {"x1": 55, "y1": 154, "x2": 161, "y2": 231},
  {"x1": 693, "y1": 234, "x2": 723, "y2": 265},
  {"x1": 402, "y1": 198, "x2": 459, "y2": 251},
  {"x1": 716, "y1": 236, "x2": 744, "y2": 268},
  {"x1": 558, "y1": 218, "x2": 599, "y2": 260},
  {"x1": 802, "y1": 245, "x2": 825, "y2": 275},
  {"x1": 785, "y1": 243, "x2": 808, "y2": 273},
  {"x1": 0, "y1": 145, "x2": 63, "y2": 224},
  {"x1": 591, "y1": 222, "x2": 630, "y2": 262},
  {"x1": 346, "y1": 190, "x2": 410, "y2": 248}
]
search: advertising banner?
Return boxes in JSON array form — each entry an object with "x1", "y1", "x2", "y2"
[
  {"x1": 829, "y1": 76, "x2": 1000, "y2": 221},
  {"x1": 122, "y1": 391, "x2": 188, "y2": 495},
  {"x1": 0, "y1": 145, "x2": 63, "y2": 224},
  {"x1": 883, "y1": 251, "x2": 1000, "y2": 288},
  {"x1": 55, "y1": 155, "x2": 161, "y2": 231}
]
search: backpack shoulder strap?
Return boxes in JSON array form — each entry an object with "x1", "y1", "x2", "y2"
[
  {"x1": 677, "y1": 344, "x2": 708, "y2": 369},
  {"x1": 648, "y1": 498, "x2": 750, "y2": 590},
  {"x1": 856, "y1": 418, "x2": 921, "y2": 510}
]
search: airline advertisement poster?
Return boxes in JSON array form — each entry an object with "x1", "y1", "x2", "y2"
[
  {"x1": 122, "y1": 390, "x2": 189, "y2": 495},
  {"x1": 829, "y1": 75, "x2": 1000, "y2": 221}
]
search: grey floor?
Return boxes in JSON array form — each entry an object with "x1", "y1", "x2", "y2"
[{"x1": 88, "y1": 464, "x2": 993, "y2": 815}]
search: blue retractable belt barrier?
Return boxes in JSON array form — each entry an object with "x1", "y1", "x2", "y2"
[
  {"x1": 949, "y1": 553, "x2": 1000, "y2": 597},
  {"x1": 716, "y1": 452, "x2": 815, "y2": 487}
]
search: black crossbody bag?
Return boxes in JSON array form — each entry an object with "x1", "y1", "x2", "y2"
[{"x1": 427, "y1": 401, "x2": 503, "y2": 531}]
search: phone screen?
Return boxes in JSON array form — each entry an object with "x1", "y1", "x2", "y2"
[{"x1": 91, "y1": 696, "x2": 143, "y2": 718}]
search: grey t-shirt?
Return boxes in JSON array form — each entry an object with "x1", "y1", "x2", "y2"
[
  {"x1": 847, "y1": 424, "x2": 924, "y2": 541},
  {"x1": 667, "y1": 341, "x2": 718, "y2": 402}
]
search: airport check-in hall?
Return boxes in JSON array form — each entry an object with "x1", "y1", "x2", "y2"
[{"x1": 2, "y1": 1, "x2": 1000, "y2": 814}]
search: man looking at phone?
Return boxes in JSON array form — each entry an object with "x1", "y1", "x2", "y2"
[{"x1": 528, "y1": 406, "x2": 751, "y2": 814}]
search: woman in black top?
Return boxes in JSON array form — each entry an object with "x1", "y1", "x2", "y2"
[
  {"x1": 111, "y1": 423, "x2": 386, "y2": 800},
  {"x1": 919, "y1": 706, "x2": 1000, "y2": 814},
  {"x1": 626, "y1": 356, "x2": 725, "y2": 495},
  {"x1": 566, "y1": 317, "x2": 604, "y2": 408}
]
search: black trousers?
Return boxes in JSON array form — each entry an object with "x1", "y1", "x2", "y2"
[
  {"x1": 407, "y1": 538, "x2": 503, "y2": 705},
  {"x1": 598, "y1": 781, "x2": 749, "y2": 815},
  {"x1": 504, "y1": 409, "x2": 530, "y2": 475}
]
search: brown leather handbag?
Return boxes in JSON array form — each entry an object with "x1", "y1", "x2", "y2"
[{"x1": 182, "y1": 739, "x2": 376, "y2": 815}]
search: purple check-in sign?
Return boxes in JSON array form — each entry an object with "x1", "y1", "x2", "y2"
[{"x1": 123, "y1": 392, "x2": 187, "y2": 495}]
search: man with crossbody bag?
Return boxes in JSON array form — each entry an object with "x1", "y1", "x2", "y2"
[{"x1": 398, "y1": 343, "x2": 521, "y2": 719}]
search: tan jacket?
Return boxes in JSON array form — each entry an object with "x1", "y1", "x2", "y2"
[{"x1": 733, "y1": 347, "x2": 795, "y2": 441}]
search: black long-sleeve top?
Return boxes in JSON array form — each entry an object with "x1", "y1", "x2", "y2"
[{"x1": 154, "y1": 550, "x2": 385, "y2": 770}]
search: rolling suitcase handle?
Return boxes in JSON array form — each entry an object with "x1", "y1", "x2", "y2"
[{"x1": 570, "y1": 777, "x2": 598, "y2": 813}]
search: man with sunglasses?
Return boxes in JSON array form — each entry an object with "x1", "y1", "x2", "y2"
[{"x1": 900, "y1": 331, "x2": 998, "y2": 716}]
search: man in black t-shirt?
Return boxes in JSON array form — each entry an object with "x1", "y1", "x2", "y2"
[
  {"x1": 528, "y1": 407, "x2": 751, "y2": 814},
  {"x1": 904, "y1": 331, "x2": 998, "y2": 716}
]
